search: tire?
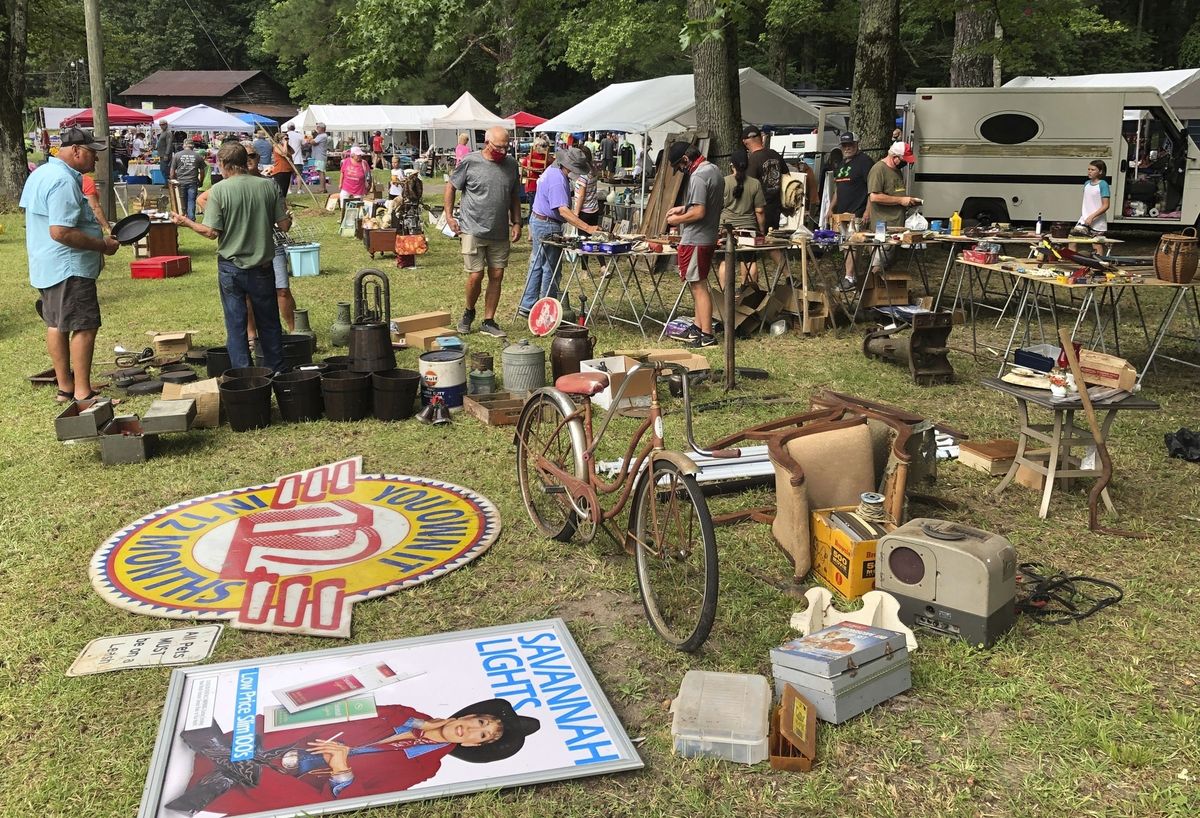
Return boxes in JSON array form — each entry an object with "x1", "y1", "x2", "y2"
[
  {"x1": 515, "y1": 391, "x2": 586, "y2": 542},
  {"x1": 630, "y1": 459, "x2": 718, "y2": 652}
]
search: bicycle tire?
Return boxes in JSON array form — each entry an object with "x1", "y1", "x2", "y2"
[
  {"x1": 515, "y1": 391, "x2": 586, "y2": 542},
  {"x1": 631, "y1": 458, "x2": 718, "y2": 652}
]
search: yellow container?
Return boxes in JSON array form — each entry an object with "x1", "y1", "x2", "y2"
[{"x1": 950, "y1": 211, "x2": 963, "y2": 237}]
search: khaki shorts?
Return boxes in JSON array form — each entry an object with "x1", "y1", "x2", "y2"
[{"x1": 461, "y1": 234, "x2": 511, "y2": 273}]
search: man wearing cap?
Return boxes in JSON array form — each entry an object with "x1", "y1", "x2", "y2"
[
  {"x1": 156, "y1": 120, "x2": 173, "y2": 183},
  {"x1": 855, "y1": 141, "x2": 919, "y2": 283},
  {"x1": 20, "y1": 127, "x2": 120, "y2": 403},
  {"x1": 741, "y1": 126, "x2": 786, "y2": 231},
  {"x1": 170, "y1": 137, "x2": 207, "y2": 220},
  {"x1": 171, "y1": 142, "x2": 291, "y2": 373},
  {"x1": 831, "y1": 131, "x2": 877, "y2": 290},
  {"x1": 167, "y1": 697, "x2": 539, "y2": 814},
  {"x1": 518, "y1": 147, "x2": 599, "y2": 316},
  {"x1": 665, "y1": 141, "x2": 723, "y2": 348},
  {"x1": 445, "y1": 125, "x2": 522, "y2": 338}
]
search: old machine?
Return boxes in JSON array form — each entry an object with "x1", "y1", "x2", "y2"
[{"x1": 862, "y1": 312, "x2": 955, "y2": 386}]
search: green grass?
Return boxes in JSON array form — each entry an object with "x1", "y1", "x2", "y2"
[{"x1": 0, "y1": 186, "x2": 1198, "y2": 817}]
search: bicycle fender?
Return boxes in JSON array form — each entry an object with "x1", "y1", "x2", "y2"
[
  {"x1": 513, "y1": 388, "x2": 587, "y2": 480},
  {"x1": 648, "y1": 450, "x2": 700, "y2": 477}
]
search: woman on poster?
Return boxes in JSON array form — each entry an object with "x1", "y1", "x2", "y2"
[{"x1": 166, "y1": 698, "x2": 540, "y2": 815}]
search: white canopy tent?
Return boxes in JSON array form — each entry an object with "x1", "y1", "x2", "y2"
[
  {"x1": 535, "y1": 67, "x2": 823, "y2": 148},
  {"x1": 428, "y1": 92, "x2": 514, "y2": 132},
  {"x1": 1005, "y1": 69, "x2": 1200, "y2": 121},
  {"x1": 156, "y1": 104, "x2": 249, "y2": 131},
  {"x1": 280, "y1": 104, "x2": 457, "y2": 147}
]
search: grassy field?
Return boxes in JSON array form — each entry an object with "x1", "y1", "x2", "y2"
[{"x1": 0, "y1": 180, "x2": 1197, "y2": 818}]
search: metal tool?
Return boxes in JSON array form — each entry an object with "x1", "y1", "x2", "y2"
[{"x1": 862, "y1": 311, "x2": 954, "y2": 385}]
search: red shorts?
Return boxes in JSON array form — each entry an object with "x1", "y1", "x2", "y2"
[{"x1": 677, "y1": 243, "x2": 715, "y2": 282}]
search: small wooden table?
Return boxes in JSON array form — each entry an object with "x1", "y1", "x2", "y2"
[
  {"x1": 134, "y1": 221, "x2": 179, "y2": 259},
  {"x1": 982, "y1": 377, "x2": 1159, "y2": 519}
]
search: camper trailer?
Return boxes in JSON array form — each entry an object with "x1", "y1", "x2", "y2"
[{"x1": 910, "y1": 86, "x2": 1200, "y2": 229}]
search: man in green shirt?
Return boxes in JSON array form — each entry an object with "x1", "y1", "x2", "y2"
[
  {"x1": 172, "y1": 142, "x2": 291, "y2": 371},
  {"x1": 859, "y1": 141, "x2": 920, "y2": 280}
]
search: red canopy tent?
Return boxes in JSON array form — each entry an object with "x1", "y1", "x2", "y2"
[
  {"x1": 153, "y1": 106, "x2": 184, "y2": 120},
  {"x1": 60, "y1": 103, "x2": 155, "y2": 128},
  {"x1": 506, "y1": 111, "x2": 547, "y2": 129}
]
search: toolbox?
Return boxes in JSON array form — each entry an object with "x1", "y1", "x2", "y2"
[
  {"x1": 876, "y1": 518, "x2": 1016, "y2": 648},
  {"x1": 99, "y1": 416, "x2": 157, "y2": 465},
  {"x1": 131, "y1": 255, "x2": 191, "y2": 279},
  {"x1": 770, "y1": 622, "x2": 910, "y2": 724},
  {"x1": 55, "y1": 397, "x2": 115, "y2": 441},
  {"x1": 140, "y1": 398, "x2": 197, "y2": 434}
]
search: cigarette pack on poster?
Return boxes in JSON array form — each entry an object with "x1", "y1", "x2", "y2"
[
  {"x1": 274, "y1": 661, "x2": 423, "y2": 713},
  {"x1": 770, "y1": 622, "x2": 910, "y2": 723},
  {"x1": 138, "y1": 619, "x2": 641, "y2": 818}
]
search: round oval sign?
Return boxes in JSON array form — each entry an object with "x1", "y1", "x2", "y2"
[{"x1": 89, "y1": 459, "x2": 500, "y2": 636}]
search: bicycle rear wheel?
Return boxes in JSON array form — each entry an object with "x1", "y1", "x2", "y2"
[
  {"x1": 515, "y1": 392, "x2": 586, "y2": 542},
  {"x1": 631, "y1": 459, "x2": 718, "y2": 652}
]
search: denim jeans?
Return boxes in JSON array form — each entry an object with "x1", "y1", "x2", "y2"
[
  {"x1": 519, "y1": 216, "x2": 563, "y2": 312},
  {"x1": 159, "y1": 157, "x2": 170, "y2": 183},
  {"x1": 217, "y1": 258, "x2": 283, "y2": 371},
  {"x1": 179, "y1": 184, "x2": 198, "y2": 220}
]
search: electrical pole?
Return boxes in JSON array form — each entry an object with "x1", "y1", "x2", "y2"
[{"x1": 83, "y1": 0, "x2": 113, "y2": 221}]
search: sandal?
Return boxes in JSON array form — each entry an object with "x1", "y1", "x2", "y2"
[
  {"x1": 55, "y1": 389, "x2": 74, "y2": 403},
  {"x1": 75, "y1": 390, "x2": 105, "y2": 401}
]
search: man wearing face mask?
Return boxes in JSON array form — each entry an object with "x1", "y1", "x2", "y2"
[
  {"x1": 859, "y1": 141, "x2": 919, "y2": 279},
  {"x1": 445, "y1": 125, "x2": 522, "y2": 338}
]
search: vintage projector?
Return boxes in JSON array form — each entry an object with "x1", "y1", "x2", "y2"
[{"x1": 876, "y1": 519, "x2": 1016, "y2": 648}]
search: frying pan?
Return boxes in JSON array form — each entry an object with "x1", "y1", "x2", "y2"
[{"x1": 112, "y1": 212, "x2": 151, "y2": 245}]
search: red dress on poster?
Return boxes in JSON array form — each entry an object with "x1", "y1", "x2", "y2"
[{"x1": 179, "y1": 704, "x2": 452, "y2": 815}]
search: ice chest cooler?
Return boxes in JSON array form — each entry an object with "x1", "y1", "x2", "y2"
[
  {"x1": 131, "y1": 255, "x2": 190, "y2": 279},
  {"x1": 771, "y1": 621, "x2": 910, "y2": 724},
  {"x1": 671, "y1": 670, "x2": 770, "y2": 764}
]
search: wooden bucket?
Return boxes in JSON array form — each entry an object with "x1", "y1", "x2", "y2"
[{"x1": 1154, "y1": 226, "x2": 1199, "y2": 284}]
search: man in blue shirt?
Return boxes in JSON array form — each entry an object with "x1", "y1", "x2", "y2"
[
  {"x1": 20, "y1": 127, "x2": 120, "y2": 402},
  {"x1": 518, "y1": 147, "x2": 598, "y2": 315}
]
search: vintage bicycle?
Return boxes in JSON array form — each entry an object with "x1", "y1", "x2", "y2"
[{"x1": 514, "y1": 361, "x2": 740, "y2": 652}]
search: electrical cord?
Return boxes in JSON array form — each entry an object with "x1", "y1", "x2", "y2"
[{"x1": 1015, "y1": 562, "x2": 1124, "y2": 625}]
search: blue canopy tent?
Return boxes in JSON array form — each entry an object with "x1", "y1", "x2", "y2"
[{"x1": 236, "y1": 112, "x2": 277, "y2": 127}]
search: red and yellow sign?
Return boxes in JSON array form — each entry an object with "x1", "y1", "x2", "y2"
[{"x1": 90, "y1": 458, "x2": 500, "y2": 637}]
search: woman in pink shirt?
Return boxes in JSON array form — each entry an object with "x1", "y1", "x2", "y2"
[
  {"x1": 454, "y1": 133, "x2": 471, "y2": 165},
  {"x1": 339, "y1": 146, "x2": 372, "y2": 204}
]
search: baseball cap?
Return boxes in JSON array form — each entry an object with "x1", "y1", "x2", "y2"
[
  {"x1": 888, "y1": 141, "x2": 916, "y2": 163},
  {"x1": 60, "y1": 127, "x2": 108, "y2": 151},
  {"x1": 839, "y1": 131, "x2": 858, "y2": 145},
  {"x1": 740, "y1": 125, "x2": 762, "y2": 140}
]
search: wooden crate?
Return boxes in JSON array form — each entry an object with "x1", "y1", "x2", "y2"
[{"x1": 462, "y1": 391, "x2": 526, "y2": 426}]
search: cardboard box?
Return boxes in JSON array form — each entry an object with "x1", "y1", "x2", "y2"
[
  {"x1": 861, "y1": 276, "x2": 910, "y2": 307},
  {"x1": 710, "y1": 283, "x2": 766, "y2": 332},
  {"x1": 957, "y1": 439, "x2": 1019, "y2": 476},
  {"x1": 810, "y1": 506, "x2": 895, "y2": 600},
  {"x1": 162, "y1": 378, "x2": 221, "y2": 429},
  {"x1": 406, "y1": 326, "x2": 457, "y2": 351},
  {"x1": 145, "y1": 331, "x2": 194, "y2": 357},
  {"x1": 580, "y1": 355, "x2": 654, "y2": 410},
  {"x1": 1077, "y1": 349, "x2": 1137, "y2": 392},
  {"x1": 392, "y1": 311, "x2": 452, "y2": 337},
  {"x1": 612, "y1": 349, "x2": 710, "y2": 372}
]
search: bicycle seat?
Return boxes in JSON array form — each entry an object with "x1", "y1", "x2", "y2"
[{"x1": 556, "y1": 372, "x2": 609, "y2": 396}]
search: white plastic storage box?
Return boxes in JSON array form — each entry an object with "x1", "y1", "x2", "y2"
[{"x1": 671, "y1": 670, "x2": 770, "y2": 764}]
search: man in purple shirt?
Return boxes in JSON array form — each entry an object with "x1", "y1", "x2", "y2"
[{"x1": 519, "y1": 147, "x2": 598, "y2": 314}]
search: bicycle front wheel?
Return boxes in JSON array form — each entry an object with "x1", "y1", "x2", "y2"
[
  {"x1": 631, "y1": 459, "x2": 718, "y2": 652},
  {"x1": 515, "y1": 392, "x2": 586, "y2": 542}
]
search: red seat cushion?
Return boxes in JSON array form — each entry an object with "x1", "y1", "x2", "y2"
[{"x1": 556, "y1": 371, "x2": 609, "y2": 396}]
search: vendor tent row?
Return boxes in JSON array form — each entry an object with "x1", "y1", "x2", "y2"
[
  {"x1": 280, "y1": 93, "x2": 515, "y2": 147},
  {"x1": 45, "y1": 103, "x2": 280, "y2": 130}
]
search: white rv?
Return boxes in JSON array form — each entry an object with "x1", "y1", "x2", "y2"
[{"x1": 909, "y1": 86, "x2": 1200, "y2": 229}]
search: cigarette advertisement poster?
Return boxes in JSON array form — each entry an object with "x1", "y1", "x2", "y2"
[{"x1": 140, "y1": 618, "x2": 642, "y2": 817}]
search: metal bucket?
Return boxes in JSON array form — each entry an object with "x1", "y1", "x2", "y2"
[
  {"x1": 502, "y1": 339, "x2": 546, "y2": 393},
  {"x1": 419, "y1": 349, "x2": 466, "y2": 408},
  {"x1": 349, "y1": 323, "x2": 396, "y2": 373}
]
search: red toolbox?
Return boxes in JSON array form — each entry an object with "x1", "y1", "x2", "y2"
[{"x1": 131, "y1": 255, "x2": 191, "y2": 279}]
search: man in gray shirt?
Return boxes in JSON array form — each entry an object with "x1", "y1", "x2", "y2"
[
  {"x1": 170, "y1": 139, "x2": 207, "y2": 219},
  {"x1": 665, "y1": 141, "x2": 723, "y2": 348},
  {"x1": 310, "y1": 123, "x2": 329, "y2": 193},
  {"x1": 444, "y1": 125, "x2": 521, "y2": 337},
  {"x1": 155, "y1": 121, "x2": 173, "y2": 183}
]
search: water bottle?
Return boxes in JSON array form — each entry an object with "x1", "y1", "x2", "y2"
[
  {"x1": 874, "y1": 220, "x2": 886, "y2": 242},
  {"x1": 1035, "y1": 212, "x2": 1043, "y2": 235}
]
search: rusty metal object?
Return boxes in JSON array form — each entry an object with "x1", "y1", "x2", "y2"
[{"x1": 862, "y1": 311, "x2": 955, "y2": 386}]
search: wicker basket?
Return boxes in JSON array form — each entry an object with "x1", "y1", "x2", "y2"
[{"x1": 1155, "y1": 227, "x2": 1199, "y2": 284}]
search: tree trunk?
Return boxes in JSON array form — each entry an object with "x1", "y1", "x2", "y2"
[
  {"x1": 0, "y1": 0, "x2": 30, "y2": 209},
  {"x1": 765, "y1": 24, "x2": 790, "y2": 88},
  {"x1": 849, "y1": 0, "x2": 898, "y2": 158},
  {"x1": 950, "y1": 2, "x2": 996, "y2": 88},
  {"x1": 688, "y1": 0, "x2": 742, "y2": 170}
]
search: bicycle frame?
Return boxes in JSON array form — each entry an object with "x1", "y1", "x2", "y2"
[{"x1": 528, "y1": 361, "x2": 720, "y2": 524}]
